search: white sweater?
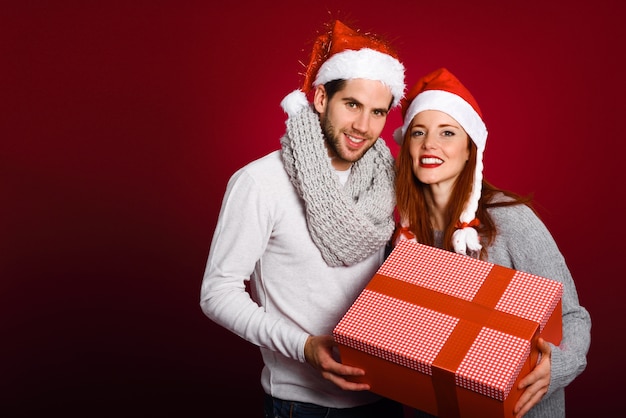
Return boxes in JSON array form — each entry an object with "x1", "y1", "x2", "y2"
[{"x1": 200, "y1": 150, "x2": 386, "y2": 407}]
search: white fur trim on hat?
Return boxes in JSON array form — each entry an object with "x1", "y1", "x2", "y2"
[
  {"x1": 280, "y1": 89, "x2": 309, "y2": 118},
  {"x1": 395, "y1": 90, "x2": 487, "y2": 149},
  {"x1": 314, "y1": 48, "x2": 406, "y2": 108}
]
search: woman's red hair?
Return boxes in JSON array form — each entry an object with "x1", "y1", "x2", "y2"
[{"x1": 394, "y1": 130, "x2": 533, "y2": 259}]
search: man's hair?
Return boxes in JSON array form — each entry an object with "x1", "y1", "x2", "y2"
[
  {"x1": 323, "y1": 79, "x2": 347, "y2": 102},
  {"x1": 323, "y1": 79, "x2": 394, "y2": 110}
]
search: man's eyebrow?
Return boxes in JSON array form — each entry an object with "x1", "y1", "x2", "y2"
[
  {"x1": 340, "y1": 96, "x2": 361, "y2": 104},
  {"x1": 340, "y1": 96, "x2": 389, "y2": 114}
]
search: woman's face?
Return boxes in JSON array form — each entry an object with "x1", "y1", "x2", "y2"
[{"x1": 408, "y1": 110, "x2": 470, "y2": 190}]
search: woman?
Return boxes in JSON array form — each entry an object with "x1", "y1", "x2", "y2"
[{"x1": 393, "y1": 67, "x2": 591, "y2": 418}]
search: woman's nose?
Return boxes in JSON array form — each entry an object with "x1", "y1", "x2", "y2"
[{"x1": 421, "y1": 133, "x2": 437, "y2": 149}]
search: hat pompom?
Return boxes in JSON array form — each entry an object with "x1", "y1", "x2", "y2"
[
  {"x1": 393, "y1": 126, "x2": 404, "y2": 145},
  {"x1": 452, "y1": 226, "x2": 481, "y2": 255},
  {"x1": 280, "y1": 89, "x2": 309, "y2": 117}
]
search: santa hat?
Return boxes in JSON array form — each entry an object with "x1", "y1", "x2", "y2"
[
  {"x1": 394, "y1": 68, "x2": 488, "y2": 255},
  {"x1": 280, "y1": 20, "x2": 406, "y2": 117}
]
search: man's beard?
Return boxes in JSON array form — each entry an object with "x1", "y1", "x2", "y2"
[{"x1": 320, "y1": 114, "x2": 369, "y2": 164}]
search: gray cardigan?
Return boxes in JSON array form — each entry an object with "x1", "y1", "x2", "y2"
[{"x1": 426, "y1": 200, "x2": 591, "y2": 417}]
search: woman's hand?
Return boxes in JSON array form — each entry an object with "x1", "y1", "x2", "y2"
[{"x1": 514, "y1": 338, "x2": 552, "y2": 417}]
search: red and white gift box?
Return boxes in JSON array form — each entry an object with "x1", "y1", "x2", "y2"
[{"x1": 333, "y1": 240, "x2": 563, "y2": 418}]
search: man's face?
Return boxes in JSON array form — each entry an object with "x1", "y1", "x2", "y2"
[{"x1": 314, "y1": 79, "x2": 393, "y2": 171}]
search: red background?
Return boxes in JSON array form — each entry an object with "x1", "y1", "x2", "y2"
[{"x1": 2, "y1": 1, "x2": 623, "y2": 416}]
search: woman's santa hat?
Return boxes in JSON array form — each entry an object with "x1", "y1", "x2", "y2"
[
  {"x1": 280, "y1": 20, "x2": 406, "y2": 117},
  {"x1": 394, "y1": 67, "x2": 488, "y2": 256}
]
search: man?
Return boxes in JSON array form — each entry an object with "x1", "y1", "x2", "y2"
[{"x1": 200, "y1": 20, "x2": 406, "y2": 417}]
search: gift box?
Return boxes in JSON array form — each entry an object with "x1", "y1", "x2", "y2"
[{"x1": 333, "y1": 240, "x2": 562, "y2": 418}]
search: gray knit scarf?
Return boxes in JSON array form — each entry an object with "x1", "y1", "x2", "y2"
[{"x1": 280, "y1": 104, "x2": 396, "y2": 267}]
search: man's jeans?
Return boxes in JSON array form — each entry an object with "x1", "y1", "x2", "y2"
[{"x1": 263, "y1": 394, "x2": 404, "y2": 418}]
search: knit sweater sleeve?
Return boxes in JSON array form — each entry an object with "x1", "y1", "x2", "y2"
[
  {"x1": 486, "y1": 203, "x2": 591, "y2": 398},
  {"x1": 199, "y1": 165, "x2": 309, "y2": 363}
]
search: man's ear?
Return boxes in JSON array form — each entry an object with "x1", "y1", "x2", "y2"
[{"x1": 313, "y1": 85, "x2": 327, "y2": 113}]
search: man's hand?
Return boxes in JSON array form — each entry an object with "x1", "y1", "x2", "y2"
[
  {"x1": 514, "y1": 338, "x2": 552, "y2": 417},
  {"x1": 304, "y1": 335, "x2": 370, "y2": 391}
]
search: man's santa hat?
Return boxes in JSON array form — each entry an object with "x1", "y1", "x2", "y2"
[
  {"x1": 394, "y1": 67, "x2": 488, "y2": 255},
  {"x1": 281, "y1": 20, "x2": 406, "y2": 117}
]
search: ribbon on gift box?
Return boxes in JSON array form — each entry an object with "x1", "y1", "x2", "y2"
[{"x1": 367, "y1": 264, "x2": 540, "y2": 418}]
